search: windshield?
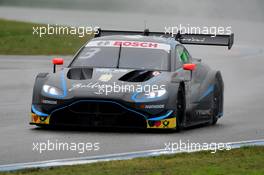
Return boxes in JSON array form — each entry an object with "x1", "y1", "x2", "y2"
[{"x1": 70, "y1": 40, "x2": 170, "y2": 71}]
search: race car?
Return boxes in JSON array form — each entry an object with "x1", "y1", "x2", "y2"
[{"x1": 30, "y1": 29, "x2": 234, "y2": 131}]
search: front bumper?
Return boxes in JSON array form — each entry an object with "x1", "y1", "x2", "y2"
[{"x1": 30, "y1": 100, "x2": 176, "y2": 129}]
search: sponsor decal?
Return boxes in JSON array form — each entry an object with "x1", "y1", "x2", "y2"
[
  {"x1": 181, "y1": 37, "x2": 206, "y2": 43},
  {"x1": 68, "y1": 82, "x2": 100, "y2": 92},
  {"x1": 195, "y1": 109, "x2": 212, "y2": 117},
  {"x1": 144, "y1": 104, "x2": 165, "y2": 109},
  {"x1": 95, "y1": 68, "x2": 129, "y2": 73},
  {"x1": 147, "y1": 117, "x2": 176, "y2": 129},
  {"x1": 113, "y1": 41, "x2": 158, "y2": 48},
  {"x1": 86, "y1": 40, "x2": 170, "y2": 52},
  {"x1": 40, "y1": 116, "x2": 47, "y2": 121},
  {"x1": 98, "y1": 74, "x2": 113, "y2": 82},
  {"x1": 163, "y1": 120, "x2": 170, "y2": 127},
  {"x1": 31, "y1": 113, "x2": 50, "y2": 124},
  {"x1": 41, "y1": 99, "x2": 57, "y2": 105}
]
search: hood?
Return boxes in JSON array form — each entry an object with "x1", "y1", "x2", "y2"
[
  {"x1": 66, "y1": 67, "x2": 162, "y2": 82},
  {"x1": 43, "y1": 67, "x2": 171, "y2": 99}
]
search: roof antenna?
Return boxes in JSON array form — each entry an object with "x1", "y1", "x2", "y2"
[{"x1": 143, "y1": 20, "x2": 150, "y2": 36}]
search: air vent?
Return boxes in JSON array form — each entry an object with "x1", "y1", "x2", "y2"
[
  {"x1": 119, "y1": 70, "x2": 159, "y2": 82},
  {"x1": 67, "y1": 68, "x2": 93, "y2": 80}
]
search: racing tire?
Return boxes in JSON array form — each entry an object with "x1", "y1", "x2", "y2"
[
  {"x1": 211, "y1": 77, "x2": 222, "y2": 125},
  {"x1": 176, "y1": 84, "x2": 186, "y2": 131}
]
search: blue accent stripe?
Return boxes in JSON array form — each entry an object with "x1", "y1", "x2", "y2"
[
  {"x1": 131, "y1": 91, "x2": 165, "y2": 102},
  {"x1": 147, "y1": 110, "x2": 174, "y2": 121},
  {"x1": 199, "y1": 84, "x2": 214, "y2": 101},
  {"x1": 131, "y1": 92, "x2": 161, "y2": 102},
  {"x1": 131, "y1": 92, "x2": 140, "y2": 101},
  {"x1": 31, "y1": 105, "x2": 49, "y2": 117},
  {"x1": 61, "y1": 70, "x2": 67, "y2": 97}
]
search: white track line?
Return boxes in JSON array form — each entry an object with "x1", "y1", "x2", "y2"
[{"x1": 0, "y1": 139, "x2": 263, "y2": 172}]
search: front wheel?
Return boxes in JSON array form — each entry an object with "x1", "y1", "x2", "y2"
[{"x1": 176, "y1": 84, "x2": 186, "y2": 131}]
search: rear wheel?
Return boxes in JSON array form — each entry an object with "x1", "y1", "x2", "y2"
[
  {"x1": 176, "y1": 84, "x2": 186, "y2": 131},
  {"x1": 211, "y1": 79, "x2": 222, "y2": 125}
]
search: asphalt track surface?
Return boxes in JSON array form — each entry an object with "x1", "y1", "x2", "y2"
[{"x1": 0, "y1": 5, "x2": 264, "y2": 165}]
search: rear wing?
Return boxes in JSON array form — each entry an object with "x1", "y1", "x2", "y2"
[
  {"x1": 95, "y1": 29, "x2": 234, "y2": 49},
  {"x1": 94, "y1": 29, "x2": 164, "y2": 37},
  {"x1": 175, "y1": 32, "x2": 234, "y2": 50}
]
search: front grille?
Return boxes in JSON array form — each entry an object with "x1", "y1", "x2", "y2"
[
  {"x1": 49, "y1": 101, "x2": 147, "y2": 128},
  {"x1": 68, "y1": 101, "x2": 126, "y2": 115}
]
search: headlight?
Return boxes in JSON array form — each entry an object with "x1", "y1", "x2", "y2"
[
  {"x1": 42, "y1": 85, "x2": 63, "y2": 96},
  {"x1": 134, "y1": 89, "x2": 167, "y2": 100}
]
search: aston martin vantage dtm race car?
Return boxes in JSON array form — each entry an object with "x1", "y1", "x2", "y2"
[{"x1": 30, "y1": 29, "x2": 234, "y2": 131}]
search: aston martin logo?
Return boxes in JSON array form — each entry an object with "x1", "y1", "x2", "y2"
[{"x1": 99, "y1": 74, "x2": 112, "y2": 82}]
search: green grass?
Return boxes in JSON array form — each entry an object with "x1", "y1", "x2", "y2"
[
  {"x1": 1, "y1": 146, "x2": 264, "y2": 175},
  {"x1": 0, "y1": 19, "x2": 93, "y2": 55}
]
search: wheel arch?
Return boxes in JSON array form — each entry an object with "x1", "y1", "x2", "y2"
[{"x1": 32, "y1": 73, "x2": 49, "y2": 104}]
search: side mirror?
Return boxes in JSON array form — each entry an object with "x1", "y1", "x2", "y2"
[
  {"x1": 52, "y1": 58, "x2": 64, "y2": 73},
  {"x1": 183, "y1": 63, "x2": 196, "y2": 81},
  {"x1": 183, "y1": 63, "x2": 196, "y2": 71}
]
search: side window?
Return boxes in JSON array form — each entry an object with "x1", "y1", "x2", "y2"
[{"x1": 176, "y1": 45, "x2": 190, "y2": 64}]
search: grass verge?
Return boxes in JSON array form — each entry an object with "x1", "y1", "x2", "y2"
[
  {"x1": 1, "y1": 146, "x2": 264, "y2": 175},
  {"x1": 0, "y1": 19, "x2": 92, "y2": 55}
]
